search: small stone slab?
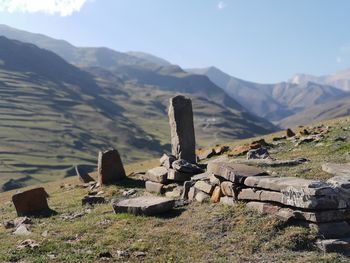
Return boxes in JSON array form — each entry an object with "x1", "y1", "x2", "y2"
[
  {"x1": 207, "y1": 159, "x2": 267, "y2": 183},
  {"x1": 97, "y1": 149, "x2": 126, "y2": 185},
  {"x1": 12, "y1": 187, "x2": 50, "y2": 217},
  {"x1": 112, "y1": 196, "x2": 175, "y2": 216},
  {"x1": 144, "y1": 167, "x2": 168, "y2": 183},
  {"x1": 172, "y1": 159, "x2": 204, "y2": 174},
  {"x1": 322, "y1": 163, "x2": 350, "y2": 177},
  {"x1": 145, "y1": 181, "x2": 164, "y2": 194}
]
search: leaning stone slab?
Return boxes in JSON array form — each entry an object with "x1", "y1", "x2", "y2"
[
  {"x1": 168, "y1": 95, "x2": 196, "y2": 164},
  {"x1": 98, "y1": 149, "x2": 126, "y2": 185},
  {"x1": 207, "y1": 159, "x2": 267, "y2": 183},
  {"x1": 75, "y1": 165, "x2": 95, "y2": 183},
  {"x1": 12, "y1": 188, "x2": 51, "y2": 217},
  {"x1": 144, "y1": 167, "x2": 168, "y2": 183},
  {"x1": 322, "y1": 163, "x2": 350, "y2": 177},
  {"x1": 167, "y1": 169, "x2": 192, "y2": 182},
  {"x1": 112, "y1": 196, "x2": 175, "y2": 216}
]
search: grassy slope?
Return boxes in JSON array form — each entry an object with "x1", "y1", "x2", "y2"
[{"x1": 1, "y1": 117, "x2": 350, "y2": 262}]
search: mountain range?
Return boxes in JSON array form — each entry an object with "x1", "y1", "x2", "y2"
[{"x1": 0, "y1": 25, "x2": 277, "y2": 190}]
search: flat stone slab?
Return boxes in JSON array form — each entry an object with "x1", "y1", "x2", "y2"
[
  {"x1": 322, "y1": 163, "x2": 350, "y2": 177},
  {"x1": 112, "y1": 196, "x2": 175, "y2": 216},
  {"x1": 316, "y1": 238, "x2": 350, "y2": 253},
  {"x1": 12, "y1": 187, "x2": 50, "y2": 217},
  {"x1": 246, "y1": 201, "x2": 350, "y2": 223},
  {"x1": 207, "y1": 158, "x2": 267, "y2": 183},
  {"x1": 229, "y1": 158, "x2": 308, "y2": 167}
]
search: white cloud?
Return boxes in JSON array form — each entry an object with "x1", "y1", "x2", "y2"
[
  {"x1": 217, "y1": 1, "x2": 227, "y2": 10},
  {"x1": 0, "y1": 0, "x2": 92, "y2": 16}
]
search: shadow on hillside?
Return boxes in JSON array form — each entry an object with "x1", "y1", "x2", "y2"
[
  {"x1": 117, "y1": 177, "x2": 145, "y2": 189},
  {"x1": 155, "y1": 207, "x2": 187, "y2": 219}
]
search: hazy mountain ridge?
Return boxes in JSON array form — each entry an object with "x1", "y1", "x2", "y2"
[{"x1": 189, "y1": 66, "x2": 349, "y2": 123}]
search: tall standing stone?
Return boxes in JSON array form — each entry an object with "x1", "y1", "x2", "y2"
[
  {"x1": 168, "y1": 95, "x2": 196, "y2": 164},
  {"x1": 98, "y1": 149, "x2": 126, "y2": 185}
]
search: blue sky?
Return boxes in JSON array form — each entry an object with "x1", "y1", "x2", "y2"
[{"x1": 0, "y1": 0, "x2": 350, "y2": 83}]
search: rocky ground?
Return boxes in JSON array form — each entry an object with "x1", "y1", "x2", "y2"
[{"x1": 1, "y1": 116, "x2": 350, "y2": 262}]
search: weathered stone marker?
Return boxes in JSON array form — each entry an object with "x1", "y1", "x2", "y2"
[
  {"x1": 12, "y1": 187, "x2": 50, "y2": 216},
  {"x1": 168, "y1": 95, "x2": 196, "y2": 164},
  {"x1": 97, "y1": 149, "x2": 126, "y2": 185}
]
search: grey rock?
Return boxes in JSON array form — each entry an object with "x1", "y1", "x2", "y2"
[
  {"x1": 181, "y1": 181, "x2": 194, "y2": 199},
  {"x1": 322, "y1": 163, "x2": 350, "y2": 177},
  {"x1": 209, "y1": 174, "x2": 221, "y2": 186},
  {"x1": 17, "y1": 239, "x2": 39, "y2": 249},
  {"x1": 144, "y1": 167, "x2": 168, "y2": 183},
  {"x1": 165, "y1": 186, "x2": 183, "y2": 198},
  {"x1": 191, "y1": 172, "x2": 211, "y2": 182},
  {"x1": 14, "y1": 225, "x2": 31, "y2": 236},
  {"x1": 316, "y1": 238, "x2": 350, "y2": 253},
  {"x1": 145, "y1": 181, "x2": 164, "y2": 194},
  {"x1": 335, "y1": 136, "x2": 347, "y2": 142},
  {"x1": 168, "y1": 95, "x2": 196, "y2": 164},
  {"x1": 122, "y1": 189, "x2": 137, "y2": 197},
  {"x1": 247, "y1": 148, "x2": 271, "y2": 160},
  {"x1": 112, "y1": 196, "x2": 175, "y2": 216},
  {"x1": 160, "y1": 153, "x2": 176, "y2": 169},
  {"x1": 188, "y1": 187, "x2": 198, "y2": 201},
  {"x1": 172, "y1": 159, "x2": 204, "y2": 174},
  {"x1": 97, "y1": 149, "x2": 126, "y2": 185},
  {"x1": 220, "y1": 181, "x2": 235, "y2": 197}
]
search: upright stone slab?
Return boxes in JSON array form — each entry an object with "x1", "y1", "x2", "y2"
[
  {"x1": 12, "y1": 187, "x2": 50, "y2": 216},
  {"x1": 98, "y1": 149, "x2": 126, "y2": 185},
  {"x1": 168, "y1": 95, "x2": 196, "y2": 164}
]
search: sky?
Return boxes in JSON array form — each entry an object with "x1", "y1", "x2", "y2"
[{"x1": 0, "y1": 0, "x2": 350, "y2": 83}]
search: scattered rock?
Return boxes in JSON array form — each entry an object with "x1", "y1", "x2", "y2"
[
  {"x1": 247, "y1": 147, "x2": 271, "y2": 160},
  {"x1": 14, "y1": 225, "x2": 31, "y2": 236},
  {"x1": 97, "y1": 149, "x2": 126, "y2": 185},
  {"x1": 172, "y1": 159, "x2": 204, "y2": 174},
  {"x1": 122, "y1": 189, "x2": 137, "y2": 197},
  {"x1": 98, "y1": 251, "x2": 113, "y2": 259},
  {"x1": 60, "y1": 210, "x2": 89, "y2": 220},
  {"x1": 17, "y1": 239, "x2": 39, "y2": 249},
  {"x1": 112, "y1": 196, "x2": 175, "y2": 216},
  {"x1": 168, "y1": 95, "x2": 196, "y2": 164},
  {"x1": 144, "y1": 167, "x2": 168, "y2": 183},
  {"x1": 297, "y1": 126, "x2": 310, "y2": 136},
  {"x1": 133, "y1": 251, "x2": 147, "y2": 257},
  {"x1": 12, "y1": 187, "x2": 51, "y2": 217},
  {"x1": 82, "y1": 195, "x2": 106, "y2": 206},
  {"x1": 116, "y1": 250, "x2": 129, "y2": 258},
  {"x1": 335, "y1": 136, "x2": 347, "y2": 142},
  {"x1": 316, "y1": 238, "x2": 350, "y2": 253}
]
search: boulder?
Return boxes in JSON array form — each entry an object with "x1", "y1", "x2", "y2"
[
  {"x1": 144, "y1": 167, "x2": 168, "y2": 183},
  {"x1": 112, "y1": 196, "x2": 175, "y2": 216},
  {"x1": 168, "y1": 95, "x2": 196, "y2": 164},
  {"x1": 207, "y1": 159, "x2": 267, "y2": 183},
  {"x1": 160, "y1": 154, "x2": 176, "y2": 169},
  {"x1": 97, "y1": 149, "x2": 126, "y2": 185},
  {"x1": 12, "y1": 187, "x2": 51, "y2": 217},
  {"x1": 172, "y1": 159, "x2": 204, "y2": 174}
]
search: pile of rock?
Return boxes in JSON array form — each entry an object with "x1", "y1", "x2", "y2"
[{"x1": 184, "y1": 157, "x2": 350, "y2": 253}]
